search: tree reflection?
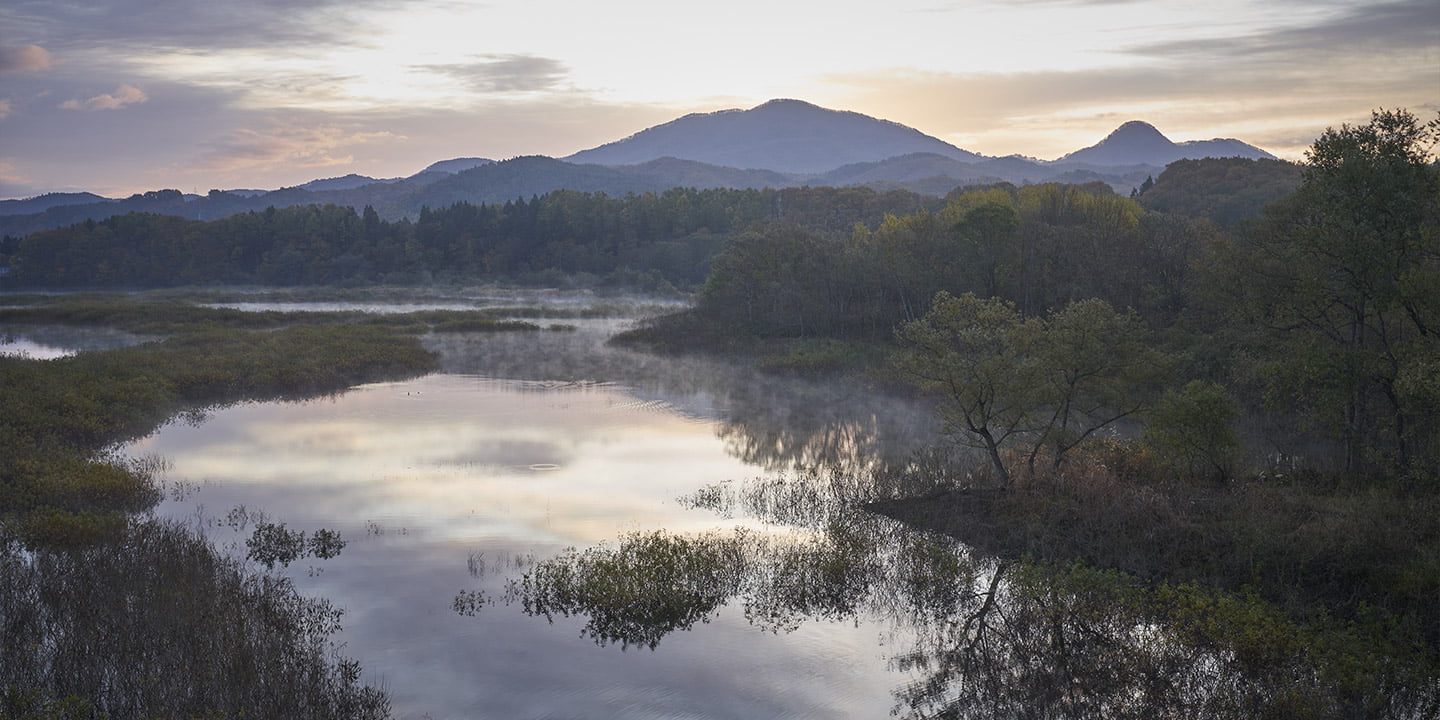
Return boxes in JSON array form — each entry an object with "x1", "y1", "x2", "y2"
[
  {"x1": 504, "y1": 530, "x2": 751, "y2": 650},
  {"x1": 479, "y1": 467, "x2": 1423, "y2": 719},
  {"x1": 426, "y1": 321, "x2": 940, "y2": 475}
]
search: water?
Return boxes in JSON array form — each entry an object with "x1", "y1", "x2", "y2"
[
  {"x1": 127, "y1": 310, "x2": 944, "y2": 719},
  {"x1": 200, "y1": 291, "x2": 686, "y2": 316},
  {"x1": 1, "y1": 323, "x2": 152, "y2": 358},
  {"x1": 202, "y1": 301, "x2": 485, "y2": 313},
  {"x1": 19, "y1": 294, "x2": 1401, "y2": 717}
]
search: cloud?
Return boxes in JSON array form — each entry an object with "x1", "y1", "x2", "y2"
[
  {"x1": 0, "y1": 100, "x2": 11, "y2": 120},
  {"x1": 923, "y1": 0, "x2": 1146, "y2": 6},
  {"x1": 0, "y1": 159, "x2": 27, "y2": 184},
  {"x1": 193, "y1": 122, "x2": 402, "y2": 175},
  {"x1": 823, "y1": 0, "x2": 1436, "y2": 160},
  {"x1": 413, "y1": 55, "x2": 571, "y2": 94},
  {"x1": 60, "y1": 84, "x2": 149, "y2": 111},
  {"x1": 8, "y1": 0, "x2": 394, "y2": 53},
  {"x1": 823, "y1": 59, "x2": 1426, "y2": 160},
  {"x1": 1128, "y1": 0, "x2": 1440, "y2": 61},
  {"x1": 0, "y1": 45, "x2": 52, "y2": 72},
  {"x1": 0, "y1": 158, "x2": 45, "y2": 199}
]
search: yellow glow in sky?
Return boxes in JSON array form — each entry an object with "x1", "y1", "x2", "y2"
[{"x1": 1, "y1": 0, "x2": 1435, "y2": 195}]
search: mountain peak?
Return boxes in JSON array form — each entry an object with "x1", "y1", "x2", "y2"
[
  {"x1": 753, "y1": 98, "x2": 822, "y2": 112},
  {"x1": 419, "y1": 157, "x2": 494, "y2": 175},
  {"x1": 1058, "y1": 120, "x2": 1275, "y2": 166},
  {"x1": 1109, "y1": 120, "x2": 1168, "y2": 140},
  {"x1": 565, "y1": 99, "x2": 983, "y2": 173}
]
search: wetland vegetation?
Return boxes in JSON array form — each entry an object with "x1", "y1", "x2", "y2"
[
  {"x1": 1, "y1": 109, "x2": 1437, "y2": 718},
  {"x1": 0, "y1": 295, "x2": 588, "y2": 716}
]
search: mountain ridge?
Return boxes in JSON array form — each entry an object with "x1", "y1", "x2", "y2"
[{"x1": 1, "y1": 102, "x2": 1284, "y2": 236}]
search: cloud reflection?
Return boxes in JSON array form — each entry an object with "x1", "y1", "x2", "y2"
[{"x1": 134, "y1": 366, "x2": 912, "y2": 717}]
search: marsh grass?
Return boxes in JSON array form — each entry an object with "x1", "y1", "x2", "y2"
[
  {"x1": 0, "y1": 519, "x2": 389, "y2": 720},
  {"x1": 0, "y1": 295, "x2": 582, "y2": 716}
]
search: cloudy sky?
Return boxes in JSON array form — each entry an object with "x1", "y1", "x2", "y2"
[{"x1": 1, "y1": 0, "x2": 1435, "y2": 198}]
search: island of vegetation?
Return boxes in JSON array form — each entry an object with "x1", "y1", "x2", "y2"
[{"x1": 1, "y1": 109, "x2": 1436, "y2": 718}]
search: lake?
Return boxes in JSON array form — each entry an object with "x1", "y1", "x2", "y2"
[{"x1": 122, "y1": 304, "x2": 962, "y2": 719}]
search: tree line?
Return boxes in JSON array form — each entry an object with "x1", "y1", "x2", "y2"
[
  {"x1": 0, "y1": 186, "x2": 939, "y2": 289},
  {"x1": 692, "y1": 110, "x2": 1439, "y2": 484},
  {"x1": 693, "y1": 180, "x2": 1209, "y2": 339}
]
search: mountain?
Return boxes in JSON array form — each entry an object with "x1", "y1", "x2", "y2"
[
  {"x1": 566, "y1": 99, "x2": 984, "y2": 173},
  {"x1": 0, "y1": 192, "x2": 113, "y2": 216},
  {"x1": 400, "y1": 155, "x2": 793, "y2": 211},
  {"x1": 297, "y1": 174, "x2": 395, "y2": 192},
  {"x1": 418, "y1": 158, "x2": 494, "y2": 175},
  {"x1": 814, "y1": 153, "x2": 999, "y2": 187},
  {"x1": 1057, "y1": 121, "x2": 1277, "y2": 166},
  {"x1": 0, "y1": 153, "x2": 1154, "y2": 238},
  {"x1": 1, "y1": 103, "x2": 1281, "y2": 237}
]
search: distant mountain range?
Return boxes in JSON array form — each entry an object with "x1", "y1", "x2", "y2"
[
  {"x1": 0, "y1": 100, "x2": 1280, "y2": 238},
  {"x1": 0, "y1": 192, "x2": 113, "y2": 217}
]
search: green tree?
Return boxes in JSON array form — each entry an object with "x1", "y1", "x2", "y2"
[
  {"x1": 954, "y1": 201, "x2": 1020, "y2": 299},
  {"x1": 1022, "y1": 298, "x2": 1169, "y2": 476},
  {"x1": 698, "y1": 225, "x2": 846, "y2": 336},
  {"x1": 895, "y1": 292, "x2": 1039, "y2": 486},
  {"x1": 1143, "y1": 380, "x2": 1240, "y2": 483},
  {"x1": 1206, "y1": 109, "x2": 1440, "y2": 475},
  {"x1": 897, "y1": 294, "x2": 1168, "y2": 486}
]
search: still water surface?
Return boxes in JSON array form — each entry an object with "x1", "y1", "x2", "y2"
[
  {"x1": 1, "y1": 323, "x2": 151, "y2": 358},
  {"x1": 123, "y1": 309, "x2": 948, "y2": 718}
]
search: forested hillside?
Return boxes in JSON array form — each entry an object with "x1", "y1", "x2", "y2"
[
  {"x1": 690, "y1": 181, "x2": 1206, "y2": 338},
  {"x1": 1, "y1": 186, "x2": 939, "y2": 289},
  {"x1": 1136, "y1": 157, "x2": 1303, "y2": 226},
  {"x1": 661, "y1": 112, "x2": 1438, "y2": 483}
]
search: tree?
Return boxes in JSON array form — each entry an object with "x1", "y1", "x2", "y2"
[
  {"x1": 698, "y1": 225, "x2": 846, "y2": 336},
  {"x1": 954, "y1": 201, "x2": 1020, "y2": 299},
  {"x1": 895, "y1": 292, "x2": 1039, "y2": 487},
  {"x1": 1143, "y1": 380, "x2": 1240, "y2": 483},
  {"x1": 1022, "y1": 298, "x2": 1169, "y2": 476},
  {"x1": 1206, "y1": 109, "x2": 1440, "y2": 475},
  {"x1": 897, "y1": 294, "x2": 1168, "y2": 487},
  {"x1": 1136, "y1": 158, "x2": 1301, "y2": 227}
]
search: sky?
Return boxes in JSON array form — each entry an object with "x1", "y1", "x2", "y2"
[{"x1": 1, "y1": 0, "x2": 1436, "y2": 199}]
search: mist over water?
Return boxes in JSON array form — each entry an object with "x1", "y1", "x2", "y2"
[
  {"x1": 123, "y1": 297, "x2": 945, "y2": 718},
  {"x1": 1, "y1": 323, "x2": 152, "y2": 358}
]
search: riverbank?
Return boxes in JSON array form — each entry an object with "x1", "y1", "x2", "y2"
[{"x1": 0, "y1": 293, "x2": 576, "y2": 717}]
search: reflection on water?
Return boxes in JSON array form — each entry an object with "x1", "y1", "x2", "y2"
[
  {"x1": 510, "y1": 468, "x2": 1340, "y2": 719},
  {"x1": 133, "y1": 362, "x2": 925, "y2": 718},
  {"x1": 1, "y1": 323, "x2": 152, "y2": 358},
  {"x1": 119, "y1": 306, "x2": 968, "y2": 718},
  {"x1": 424, "y1": 319, "x2": 941, "y2": 473},
  {"x1": 120, "y1": 300, "x2": 1349, "y2": 718}
]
